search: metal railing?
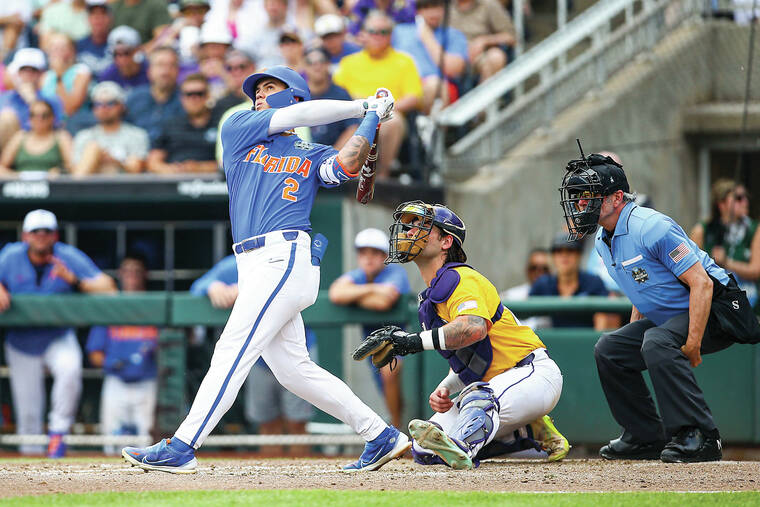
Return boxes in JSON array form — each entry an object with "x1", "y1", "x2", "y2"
[{"x1": 435, "y1": 0, "x2": 704, "y2": 176}]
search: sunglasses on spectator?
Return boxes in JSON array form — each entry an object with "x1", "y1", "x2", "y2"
[
  {"x1": 94, "y1": 100, "x2": 120, "y2": 108},
  {"x1": 528, "y1": 264, "x2": 549, "y2": 274},
  {"x1": 182, "y1": 89, "x2": 208, "y2": 98},
  {"x1": 735, "y1": 193, "x2": 748, "y2": 201},
  {"x1": 366, "y1": 28, "x2": 392, "y2": 36},
  {"x1": 29, "y1": 228, "x2": 54, "y2": 235},
  {"x1": 113, "y1": 50, "x2": 134, "y2": 57},
  {"x1": 226, "y1": 63, "x2": 250, "y2": 72},
  {"x1": 30, "y1": 111, "x2": 52, "y2": 119}
]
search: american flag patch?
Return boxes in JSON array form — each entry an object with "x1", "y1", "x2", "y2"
[{"x1": 669, "y1": 242, "x2": 690, "y2": 263}]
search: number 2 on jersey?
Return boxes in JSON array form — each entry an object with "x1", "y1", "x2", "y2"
[{"x1": 282, "y1": 177, "x2": 299, "y2": 202}]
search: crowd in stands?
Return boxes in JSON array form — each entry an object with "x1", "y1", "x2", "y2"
[{"x1": 0, "y1": 0, "x2": 521, "y2": 181}]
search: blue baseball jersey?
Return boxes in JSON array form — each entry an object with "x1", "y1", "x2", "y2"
[
  {"x1": 595, "y1": 203, "x2": 730, "y2": 326},
  {"x1": 190, "y1": 254, "x2": 316, "y2": 366},
  {"x1": 0, "y1": 241, "x2": 102, "y2": 354},
  {"x1": 220, "y1": 109, "x2": 342, "y2": 243},
  {"x1": 344, "y1": 264, "x2": 411, "y2": 338},
  {"x1": 86, "y1": 325, "x2": 158, "y2": 382}
]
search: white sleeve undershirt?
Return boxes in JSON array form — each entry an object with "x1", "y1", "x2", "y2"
[
  {"x1": 436, "y1": 369, "x2": 466, "y2": 395},
  {"x1": 268, "y1": 100, "x2": 365, "y2": 135}
]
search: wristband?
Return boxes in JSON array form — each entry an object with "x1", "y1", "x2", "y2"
[
  {"x1": 72, "y1": 277, "x2": 82, "y2": 292},
  {"x1": 354, "y1": 111, "x2": 379, "y2": 144},
  {"x1": 420, "y1": 328, "x2": 445, "y2": 350}
]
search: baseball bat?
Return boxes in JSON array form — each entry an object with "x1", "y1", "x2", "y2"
[{"x1": 356, "y1": 89, "x2": 388, "y2": 205}]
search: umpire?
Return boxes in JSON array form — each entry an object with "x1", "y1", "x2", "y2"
[{"x1": 559, "y1": 153, "x2": 760, "y2": 463}]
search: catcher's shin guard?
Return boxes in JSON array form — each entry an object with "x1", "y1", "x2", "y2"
[{"x1": 451, "y1": 382, "x2": 500, "y2": 455}]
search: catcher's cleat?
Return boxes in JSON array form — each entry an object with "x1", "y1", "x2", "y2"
[
  {"x1": 122, "y1": 438, "x2": 197, "y2": 474},
  {"x1": 530, "y1": 415, "x2": 570, "y2": 462},
  {"x1": 343, "y1": 425, "x2": 411, "y2": 472},
  {"x1": 408, "y1": 419, "x2": 473, "y2": 470}
]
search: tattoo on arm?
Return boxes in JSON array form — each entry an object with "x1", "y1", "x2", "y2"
[
  {"x1": 336, "y1": 135, "x2": 370, "y2": 175},
  {"x1": 442, "y1": 315, "x2": 488, "y2": 349}
]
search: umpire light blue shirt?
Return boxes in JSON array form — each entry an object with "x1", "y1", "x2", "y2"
[
  {"x1": 0, "y1": 241, "x2": 102, "y2": 354},
  {"x1": 595, "y1": 203, "x2": 730, "y2": 326}
]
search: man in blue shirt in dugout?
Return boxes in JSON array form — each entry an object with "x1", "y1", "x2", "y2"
[{"x1": 559, "y1": 153, "x2": 760, "y2": 463}]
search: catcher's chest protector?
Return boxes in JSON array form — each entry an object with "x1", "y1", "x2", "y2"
[{"x1": 418, "y1": 263, "x2": 493, "y2": 385}]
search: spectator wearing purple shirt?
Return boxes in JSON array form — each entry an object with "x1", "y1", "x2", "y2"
[
  {"x1": 76, "y1": 0, "x2": 114, "y2": 77},
  {"x1": 348, "y1": 0, "x2": 416, "y2": 36},
  {"x1": 392, "y1": 0, "x2": 468, "y2": 113},
  {"x1": 98, "y1": 26, "x2": 149, "y2": 93}
]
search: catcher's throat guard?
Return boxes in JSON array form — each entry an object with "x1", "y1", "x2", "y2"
[{"x1": 559, "y1": 160, "x2": 605, "y2": 241}]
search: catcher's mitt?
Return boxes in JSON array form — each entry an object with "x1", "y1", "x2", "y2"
[{"x1": 352, "y1": 325, "x2": 423, "y2": 368}]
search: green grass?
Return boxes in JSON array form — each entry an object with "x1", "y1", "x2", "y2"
[{"x1": 4, "y1": 491, "x2": 760, "y2": 506}]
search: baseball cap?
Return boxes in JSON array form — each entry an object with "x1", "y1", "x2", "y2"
[
  {"x1": 355, "y1": 228, "x2": 389, "y2": 254},
  {"x1": 9, "y1": 48, "x2": 46, "y2": 72},
  {"x1": 22, "y1": 209, "x2": 58, "y2": 233},
  {"x1": 586, "y1": 154, "x2": 629, "y2": 195},
  {"x1": 279, "y1": 26, "x2": 302, "y2": 44},
  {"x1": 550, "y1": 232, "x2": 583, "y2": 253},
  {"x1": 107, "y1": 25, "x2": 141, "y2": 52},
  {"x1": 91, "y1": 81, "x2": 126, "y2": 103},
  {"x1": 200, "y1": 23, "x2": 233, "y2": 45},
  {"x1": 314, "y1": 14, "x2": 345, "y2": 37},
  {"x1": 85, "y1": 0, "x2": 110, "y2": 10}
]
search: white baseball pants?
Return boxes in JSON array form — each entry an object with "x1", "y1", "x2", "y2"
[
  {"x1": 100, "y1": 375, "x2": 157, "y2": 454},
  {"x1": 175, "y1": 230, "x2": 387, "y2": 448},
  {"x1": 413, "y1": 348, "x2": 563, "y2": 458},
  {"x1": 4, "y1": 330, "x2": 82, "y2": 454}
]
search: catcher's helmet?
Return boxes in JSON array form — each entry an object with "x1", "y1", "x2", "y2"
[
  {"x1": 559, "y1": 153, "x2": 629, "y2": 240},
  {"x1": 387, "y1": 200, "x2": 467, "y2": 264},
  {"x1": 242, "y1": 65, "x2": 311, "y2": 108}
]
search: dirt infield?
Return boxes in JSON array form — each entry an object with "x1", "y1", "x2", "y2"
[{"x1": 2, "y1": 456, "x2": 759, "y2": 498}]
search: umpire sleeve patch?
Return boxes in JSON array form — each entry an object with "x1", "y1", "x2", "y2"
[
  {"x1": 669, "y1": 242, "x2": 690, "y2": 263},
  {"x1": 457, "y1": 300, "x2": 478, "y2": 312}
]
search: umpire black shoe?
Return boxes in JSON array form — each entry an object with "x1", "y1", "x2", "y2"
[
  {"x1": 599, "y1": 436, "x2": 666, "y2": 460},
  {"x1": 660, "y1": 427, "x2": 722, "y2": 463}
]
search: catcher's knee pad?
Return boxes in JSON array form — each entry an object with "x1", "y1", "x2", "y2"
[{"x1": 452, "y1": 382, "x2": 500, "y2": 449}]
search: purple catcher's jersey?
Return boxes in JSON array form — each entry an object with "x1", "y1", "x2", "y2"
[{"x1": 221, "y1": 109, "x2": 340, "y2": 243}]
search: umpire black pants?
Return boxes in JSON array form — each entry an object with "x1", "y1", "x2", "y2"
[{"x1": 594, "y1": 275, "x2": 760, "y2": 443}]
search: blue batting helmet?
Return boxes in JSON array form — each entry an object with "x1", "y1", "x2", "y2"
[
  {"x1": 242, "y1": 65, "x2": 311, "y2": 108},
  {"x1": 387, "y1": 201, "x2": 467, "y2": 264}
]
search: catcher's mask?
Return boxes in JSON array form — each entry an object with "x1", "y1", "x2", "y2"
[
  {"x1": 387, "y1": 200, "x2": 466, "y2": 264},
  {"x1": 242, "y1": 65, "x2": 311, "y2": 108},
  {"x1": 559, "y1": 153, "x2": 629, "y2": 241}
]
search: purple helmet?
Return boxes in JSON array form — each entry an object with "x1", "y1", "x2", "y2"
[
  {"x1": 387, "y1": 201, "x2": 467, "y2": 263},
  {"x1": 242, "y1": 65, "x2": 311, "y2": 108}
]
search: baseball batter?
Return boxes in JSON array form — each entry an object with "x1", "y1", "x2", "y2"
[
  {"x1": 123, "y1": 66, "x2": 410, "y2": 473},
  {"x1": 354, "y1": 201, "x2": 570, "y2": 469}
]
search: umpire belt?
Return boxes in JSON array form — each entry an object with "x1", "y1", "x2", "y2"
[{"x1": 233, "y1": 231, "x2": 300, "y2": 255}]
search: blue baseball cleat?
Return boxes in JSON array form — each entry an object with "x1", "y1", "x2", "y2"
[
  {"x1": 122, "y1": 438, "x2": 197, "y2": 474},
  {"x1": 47, "y1": 433, "x2": 66, "y2": 459},
  {"x1": 343, "y1": 426, "x2": 411, "y2": 471}
]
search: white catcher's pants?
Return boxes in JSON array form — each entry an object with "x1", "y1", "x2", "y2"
[
  {"x1": 175, "y1": 231, "x2": 387, "y2": 448},
  {"x1": 5, "y1": 330, "x2": 82, "y2": 454},
  {"x1": 413, "y1": 348, "x2": 563, "y2": 458}
]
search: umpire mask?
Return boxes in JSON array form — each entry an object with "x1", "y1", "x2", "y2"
[{"x1": 559, "y1": 154, "x2": 629, "y2": 240}]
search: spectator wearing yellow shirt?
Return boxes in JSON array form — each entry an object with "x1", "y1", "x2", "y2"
[{"x1": 333, "y1": 10, "x2": 422, "y2": 179}]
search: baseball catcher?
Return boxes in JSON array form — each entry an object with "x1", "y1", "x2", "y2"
[{"x1": 354, "y1": 201, "x2": 570, "y2": 469}]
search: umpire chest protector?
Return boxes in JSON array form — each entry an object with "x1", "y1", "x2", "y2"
[{"x1": 418, "y1": 263, "x2": 494, "y2": 385}]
